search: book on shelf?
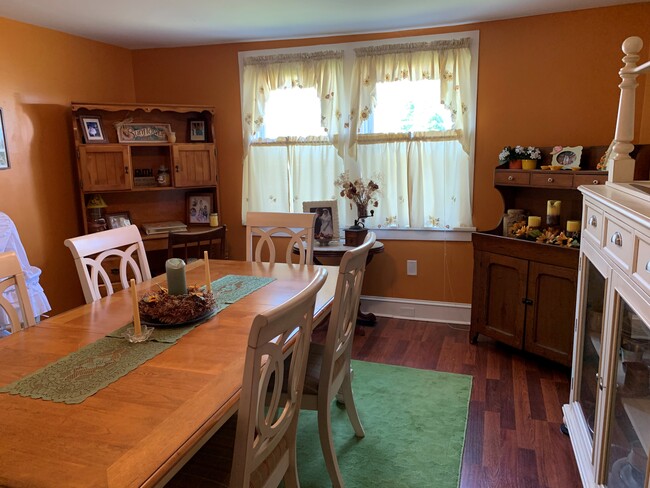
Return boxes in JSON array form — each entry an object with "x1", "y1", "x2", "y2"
[{"x1": 142, "y1": 221, "x2": 188, "y2": 235}]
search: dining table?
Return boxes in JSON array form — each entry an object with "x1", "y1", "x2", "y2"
[{"x1": 0, "y1": 259, "x2": 337, "y2": 488}]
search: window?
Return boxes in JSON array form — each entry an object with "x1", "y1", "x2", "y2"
[{"x1": 239, "y1": 32, "x2": 478, "y2": 236}]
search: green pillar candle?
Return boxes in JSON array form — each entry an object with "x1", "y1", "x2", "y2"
[{"x1": 166, "y1": 258, "x2": 187, "y2": 295}]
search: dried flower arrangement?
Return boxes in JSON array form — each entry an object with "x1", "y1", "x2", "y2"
[
  {"x1": 334, "y1": 171, "x2": 380, "y2": 227},
  {"x1": 139, "y1": 285, "x2": 215, "y2": 325},
  {"x1": 509, "y1": 222, "x2": 579, "y2": 248}
]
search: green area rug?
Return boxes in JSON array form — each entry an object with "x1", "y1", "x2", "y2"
[{"x1": 296, "y1": 360, "x2": 472, "y2": 488}]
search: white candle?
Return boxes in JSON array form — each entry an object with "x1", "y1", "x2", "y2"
[
  {"x1": 204, "y1": 251, "x2": 212, "y2": 292},
  {"x1": 528, "y1": 216, "x2": 541, "y2": 228},
  {"x1": 567, "y1": 220, "x2": 581, "y2": 233},
  {"x1": 166, "y1": 258, "x2": 187, "y2": 295},
  {"x1": 130, "y1": 278, "x2": 142, "y2": 336}
]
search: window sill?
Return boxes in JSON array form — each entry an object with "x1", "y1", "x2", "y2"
[{"x1": 363, "y1": 227, "x2": 475, "y2": 242}]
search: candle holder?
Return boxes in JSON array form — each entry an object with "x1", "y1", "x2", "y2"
[{"x1": 124, "y1": 324, "x2": 154, "y2": 343}]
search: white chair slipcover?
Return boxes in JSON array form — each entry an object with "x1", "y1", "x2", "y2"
[{"x1": 0, "y1": 212, "x2": 51, "y2": 332}]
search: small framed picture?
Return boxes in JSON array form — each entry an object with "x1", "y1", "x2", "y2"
[
  {"x1": 189, "y1": 120, "x2": 206, "y2": 142},
  {"x1": 303, "y1": 200, "x2": 340, "y2": 242},
  {"x1": 551, "y1": 146, "x2": 583, "y2": 170},
  {"x1": 187, "y1": 192, "x2": 213, "y2": 225},
  {"x1": 106, "y1": 212, "x2": 132, "y2": 229},
  {"x1": 79, "y1": 115, "x2": 107, "y2": 143},
  {"x1": 0, "y1": 108, "x2": 9, "y2": 170}
]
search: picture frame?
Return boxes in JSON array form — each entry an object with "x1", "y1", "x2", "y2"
[
  {"x1": 106, "y1": 212, "x2": 132, "y2": 229},
  {"x1": 0, "y1": 108, "x2": 9, "y2": 169},
  {"x1": 303, "y1": 200, "x2": 340, "y2": 242},
  {"x1": 189, "y1": 120, "x2": 206, "y2": 142},
  {"x1": 551, "y1": 146, "x2": 583, "y2": 169},
  {"x1": 79, "y1": 115, "x2": 107, "y2": 144},
  {"x1": 116, "y1": 123, "x2": 171, "y2": 143},
  {"x1": 186, "y1": 192, "x2": 213, "y2": 225}
]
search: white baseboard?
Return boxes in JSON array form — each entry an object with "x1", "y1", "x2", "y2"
[{"x1": 359, "y1": 296, "x2": 471, "y2": 325}]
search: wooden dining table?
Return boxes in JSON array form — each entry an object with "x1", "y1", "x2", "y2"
[{"x1": 0, "y1": 259, "x2": 337, "y2": 488}]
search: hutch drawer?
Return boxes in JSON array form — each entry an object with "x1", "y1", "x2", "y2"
[
  {"x1": 583, "y1": 202, "x2": 603, "y2": 246},
  {"x1": 530, "y1": 172, "x2": 573, "y2": 188},
  {"x1": 603, "y1": 212, "x2": 634, "y2": 273},
  {"x1": 633, "y1": 231, "x2": 650, "y2": 296}
]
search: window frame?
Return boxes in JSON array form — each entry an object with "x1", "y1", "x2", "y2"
[{"x1": 238, "y1": 30, "x2": 479, "y2": 241}]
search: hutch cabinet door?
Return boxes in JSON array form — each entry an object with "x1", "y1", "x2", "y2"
[
  {"x1": 172, "y1": 144, "x2": 217, "y2": 187},
  {"x1": 470, "y1": 251, "x2": 528, "y2": 348},
  {"x1": 79, "y1": 145, "x2": 131, "y2": 191},
  {"x1": 524, "y1": 261, "x2": 577, "y2": 366}
]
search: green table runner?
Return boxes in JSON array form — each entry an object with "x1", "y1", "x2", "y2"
[{"x1": 0, "y1": 275, "x2": 275, "y2": 404}]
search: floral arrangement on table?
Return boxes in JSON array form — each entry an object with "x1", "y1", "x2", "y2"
[
  {"x1": 138, "y1": 285, "x2": 215, "y2": 324},
  {"x1": 509, "y1": 221, "x2": 580, "y2": 248},
  {"x1": 498, "y1": 145, "x2": 542, "y2": 164},
  {"x1": 334, "y1": 172, "x2": 380, "y2": 227}
]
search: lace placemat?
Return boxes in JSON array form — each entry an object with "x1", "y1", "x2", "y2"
[{"x1": 0, "y1": 275, "x2": 275, "y2": 404}]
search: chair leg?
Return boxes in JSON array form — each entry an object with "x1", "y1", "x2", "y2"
[
  {"x1": 283, "y1": 445, "x2": 301, "y2": 488},
  {"x1": 318, "y1": 396, "x2": 345, "y2": 488},
  {"x1": 340, "y1": 372, "x2": 365, "y2": 438}
]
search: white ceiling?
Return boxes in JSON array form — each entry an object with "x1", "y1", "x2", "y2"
[{"x1": 0, "y1": 0, "x2": 644, "y2": 49}]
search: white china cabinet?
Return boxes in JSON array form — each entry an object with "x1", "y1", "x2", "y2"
[{"x1": 563, "y1": 182, "x2": 650, "y2": 488}]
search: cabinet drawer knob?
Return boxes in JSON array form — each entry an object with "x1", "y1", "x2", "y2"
[
  {"x1": 588, "y1": 215, "x2": 597, "y2": 227},
  {"x1": 507, "y1": 175, "x2": 514, "y2": 181},
  {"x1": 646, "y1": 261, "x2": 650, "y2": 272},
  {"x1": 124, "y1": 166, "x2": 129, "y2": 174},
  {"x1": 610, "y1": 232, "x2": 623, "y2": 247},
  {"x1": 593, "y1": 179, "x2": 600, "y2": 184},
  {"x1": 547, "y1": 177, "x2": 554, "y2": 183},
  {"x1": 175, "y1": 165, "x2": 180, "y2": 173}
]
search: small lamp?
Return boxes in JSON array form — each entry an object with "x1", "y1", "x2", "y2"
[{"x1": 86, "y1": 194, "x2": 108, "y2": 233}]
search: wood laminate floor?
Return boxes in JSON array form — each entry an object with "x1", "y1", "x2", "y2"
[{"x1": 325, "y1": 317, "x2": 582, "y2": 488}]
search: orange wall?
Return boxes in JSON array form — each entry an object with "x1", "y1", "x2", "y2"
[
  {"x1": 132, "y1": 4, "x2": 649, "y2": 305},
  {"x1": 0, "y1": 18, "x2": 136, "y2": 313}
]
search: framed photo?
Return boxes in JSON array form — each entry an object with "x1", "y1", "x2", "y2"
[
  {"x1": 186, "y1": 193, "x2": 213, "y2": 225},
  {"x1": 106, "y1": 212, "x2": 132, "y2": 229},
  {"x1": 303, "y1": 200, "x2": 340, "y2": 241},
  {"x1": 0, "y1": 108, "x2": 9, "y2": 169},
  {"x1": 551, "y1": 146, "x2": 583, "y2": 169},
  {"x1": 189, "y1": 120, "x2": 206, "y2": 142},
  {"x1": 79, "y1": 115, "x2": 107, "y2": 144},
  {"x1": 116, "y1": 123, "x2": 171, "y2": 143}
]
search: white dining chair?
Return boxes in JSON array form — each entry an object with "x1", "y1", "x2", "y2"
[
  {"x1": 298, "y1": 232, "x2": 376, "y2": 487},
  {"x1": 64, "y1": 225, "x2": 151, "y2": 303},
  {"x1": 0, "y1": 251, "x2": 36, "y2": 335},
  {"x1": 167, "y1": 268, "x2": 328, "y2": 487},
  {"x1": 246, "y1": 212, "x2": 316, "y2": 265}
]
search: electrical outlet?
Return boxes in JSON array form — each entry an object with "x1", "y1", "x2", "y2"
[{"x1": 407, "y1": 260, "x2": 417, "y2": 276}]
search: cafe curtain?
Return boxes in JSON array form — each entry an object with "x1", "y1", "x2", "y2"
[
  {"x1": 241, "y1": 51, "x2": 346, "y2": 220},
  {"x1": 347, "y1": 38, "x2": 474, "y2": 229}
]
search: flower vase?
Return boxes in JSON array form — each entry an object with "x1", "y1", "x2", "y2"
[
  {"x1": 508, "y1": 159, "x2": 522, "y2": 169},
  {"x1": 356, "y1": 203, "x2": 369, "y2": 220}
]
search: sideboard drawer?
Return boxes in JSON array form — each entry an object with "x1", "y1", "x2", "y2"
[
  {"x1": 583, "y1": 203, "x2": 603, "y2": 246},
  {"x1": 574, "y1": 174, "x2": 608, "y2": 187},
  {"x1": 530, "y1": 172, "x2": 573, "y2": 188},
  {"x1": 603, "y1": 213, "x2": 634, "y2": 272},
  {"x1": 633, "y1": 232, "x2": 650, "y2": 297},
  {"x1": 495, "y1": 171, "x2": 530, "y2": 186}
]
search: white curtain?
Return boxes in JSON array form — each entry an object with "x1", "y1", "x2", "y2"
[
  {"x1": 347, "y1": 38, "x2": 473, "y2": 228},
  {"x1": 241, "y1": 51, "x2": 345, "y2": 221}
]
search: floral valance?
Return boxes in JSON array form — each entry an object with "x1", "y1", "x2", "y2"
[
  {"x1": 348, "y1": 37, "x2": 472, "y2": 156},
  {"x1": 240, "y1": 50, "x2": 345, "y2": 159}
]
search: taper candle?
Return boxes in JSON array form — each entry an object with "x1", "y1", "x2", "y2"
[
  {"x1": 566, "y1": 220, "x2": 581, "y2": 233},
  {"x1": 528, "y1": 216, "x2": 541, "y2": 228},
  {"x1": 130, "y1": 278, "x2": 142, "y2": 336},
  {"x1": 204, "y1": 251, "x2": 212, "y2": 292},
  {"x1": 166, "y1": 258, "x2": 187, "y2": 295}
]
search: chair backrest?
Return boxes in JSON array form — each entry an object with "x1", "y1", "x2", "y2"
[
  {"x1": 231, "y1": 267, "x2": 327, "y2": 487},
  {"x1": 246, "y1": 212, "x2": 316, "y2": 265},
  {"x1": 0, "y1": 251, "x2": 36, "y2": 334},
  {"x1": 64, "y1": 225, "x2": 152, "y2": 304},
  {"x1": 167, "y1": 226, "x2": 227, "y2": 262},
  {"x1": 321, "y1": 232, "x2": 376, "y2": 391}
]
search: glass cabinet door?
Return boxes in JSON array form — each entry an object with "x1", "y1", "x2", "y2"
[
  {"x1": 603, "y1": 298, "x2": 650, "y2": 488},
  {"x1": 578, "y1": 259, "x2": 607, "y2": 444}
]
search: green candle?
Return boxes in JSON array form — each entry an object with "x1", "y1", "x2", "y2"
[{"x1": 166, "y1": 258, "x2": 187, "y2": 295}]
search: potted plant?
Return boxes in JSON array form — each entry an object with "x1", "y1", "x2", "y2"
[{"x1": 499, "y1": 145, "x2": 542, "y2": 169}]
